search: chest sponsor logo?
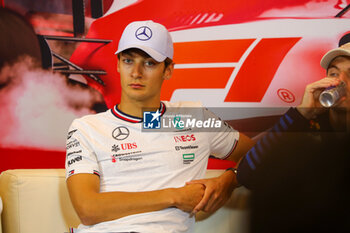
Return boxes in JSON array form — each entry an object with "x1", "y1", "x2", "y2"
[
  {"x1": 111, "y1": 151, "x2": 143, "y2": 163},
  {"x1": 111, "y1": 142, "x2": 141, "y2": 163},
  {"x1": 121, "y1": 142, "x2": 137, "y2": 150},
  {"x1": 175, "y1": 145, "x2": 198, "y2": 151},
  {"x1": 111, "y1": 143, "x2": 138, "y2": 152},
  {"x1": 111, "y1": 144, "x2": 120, "y2": 152},
  {"x1": 183, "y1": 153, "x2": 195, "y2": 165},
  {"x1": 112, "y1": 126, "x2": 130, "y2": 140},
  {"x1": 68, "y1": 155, "x2": 82, "y2": 166},
  {"x1": 174, "y1": 134, "x2": 196, "y2": 143}
]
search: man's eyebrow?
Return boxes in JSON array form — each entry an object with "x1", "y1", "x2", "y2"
[
  {"x1": 120, "y1": 52, "x2": 134, "y2": 57},
  {"x1": 327, "y1": 65, "x2": 339, "y2": 71}
]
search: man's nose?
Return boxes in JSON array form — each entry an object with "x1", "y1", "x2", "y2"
[{"x1": 131, "y1": 63, "x2": 143, "y2": 78}]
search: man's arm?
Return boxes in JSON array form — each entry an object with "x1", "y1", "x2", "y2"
[
  {"x1": 228, "y1": 132, "x2": 256, "y2": 163},
  {"x1": 188, "y1": 132, "x2": 255, "y2": 214},
  {"x1": 67, "y1": 173, "x2": 204, "y2": 225},
  {"x1": 236, "y1": 108, "x2": 312, "y2": 188},
  {"x1": 237, "y1": 77, "x2": 340, "y2": 189},
  {"x1": 187, "y1": 77, "x2": 339, "y2": 213}
]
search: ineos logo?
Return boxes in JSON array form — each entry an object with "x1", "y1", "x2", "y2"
[
  {"x1": 112, "y1": 126, "x2": 130, "y2": 140},
  {"x1": 135, "y1": 26, "x2": 152, "y2": 41}
]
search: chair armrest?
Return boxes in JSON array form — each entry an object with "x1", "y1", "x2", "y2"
[{"x1": 0, "y1": 169, "x2": 80, "y2": 233}]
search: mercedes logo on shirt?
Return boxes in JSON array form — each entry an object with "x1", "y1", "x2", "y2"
[
  {"x1": 135, "y1": 26, "x2": 152, "y2": 41},
  {"x1": 112, "y1": 126, "x2": 130, "y2": 140}
]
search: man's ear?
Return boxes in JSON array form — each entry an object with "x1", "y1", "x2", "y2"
[{"x1": 163, "y1": 63, "x2": 174, "y2": 80}]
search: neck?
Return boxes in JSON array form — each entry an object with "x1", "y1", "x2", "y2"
[{"x1": 118, "y1": 97, "x2": 161, "y2": 118}]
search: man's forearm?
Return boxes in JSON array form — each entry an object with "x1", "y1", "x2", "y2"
[
  {"x1": 67, "y1": 174, "x2": 204, "y2": 226},
  {"x1": 75, "y1": 188, "x2": 176, "y2": 225}
]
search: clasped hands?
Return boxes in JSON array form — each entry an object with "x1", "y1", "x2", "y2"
[{"x1": 174, "y1": 170, "x2": 237, "y2": 216}]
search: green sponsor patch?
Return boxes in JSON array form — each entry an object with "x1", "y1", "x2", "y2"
[{"x1": 183, "y1": 153, "x2": 195, "y2": 160}]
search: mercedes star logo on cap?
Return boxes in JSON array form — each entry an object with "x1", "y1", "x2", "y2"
[
  {"x1": 135, "y1": 26, "x2": 152, "y2": 41},
  {"x1": 112, "y1": 126, "x2": 130, "y2": 140}
]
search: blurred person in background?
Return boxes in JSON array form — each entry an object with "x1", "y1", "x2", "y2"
[{"x1": 237, "y1": 42, "x2": 350, "y2": 232}]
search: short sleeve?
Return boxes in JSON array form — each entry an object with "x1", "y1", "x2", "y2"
[
  {"x1": 65, "y1": 119, "x2": 100, "y2": 179},
  {"x1": 205, "y1": 109, "x2": 240, "y2": 159}
]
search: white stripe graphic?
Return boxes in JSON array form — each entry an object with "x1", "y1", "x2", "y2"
[{"x1": 174, "y1": 63, "x2": 238, "y2": 69}]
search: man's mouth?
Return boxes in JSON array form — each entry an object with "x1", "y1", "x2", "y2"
[{"x1": 129, "y1": 83, "x2": 145, "y2": 89}]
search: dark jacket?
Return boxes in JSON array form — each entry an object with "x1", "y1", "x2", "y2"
[{"x1": 237, "y1": 107, "x2": 350, "y2": 233}]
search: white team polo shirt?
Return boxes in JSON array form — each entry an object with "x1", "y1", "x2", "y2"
[{"x1": 66, "y1": 101, "x2": 239, "y2": 233}]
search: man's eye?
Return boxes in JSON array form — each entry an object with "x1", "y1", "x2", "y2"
[
  {"x1": 329, "y1": 72, "x2": 339, "y2": 77},
  {"x1": 123, "y1": 58, "x2": 132, "y2": 64},
  {"x1": 145, "y1": 61, "x2": 156, "y2": 66}
]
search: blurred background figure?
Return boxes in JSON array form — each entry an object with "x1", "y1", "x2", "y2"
[{"x1": 237, "y1": 42, "x2": 350, "y2": 233}]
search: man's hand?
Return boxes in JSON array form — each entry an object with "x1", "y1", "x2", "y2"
[
  {"x1": 297, "y1": 77, "x2": 340, "y2": 119},
  {"x1": 173, "y1": 183, "x2": 205, "y2": 213},
  {"x1": 186, "y1": 170, "x2": 237, "y2": 215}
]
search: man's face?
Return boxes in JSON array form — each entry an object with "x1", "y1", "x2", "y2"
[
  {"x1": 117, "y1": 49, "x2": 173, "y2": 103},
  {"x1": 327, "y1": 56, "x2": 350, "y2": 109},
  {"x1": 327, "y1": 56, "x2": 350, "y2": 132}
]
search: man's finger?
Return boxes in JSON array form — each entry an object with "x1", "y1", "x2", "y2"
[
  {"x1": 204, "y1": 196, "x2": 223, "y2": 213},
  {"x1": 192, "y1": 187, "x2": 213, "y2": 213}
]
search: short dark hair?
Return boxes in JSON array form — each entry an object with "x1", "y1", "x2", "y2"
[{"x1": 117, "y1": 48, "x2": 173, "y2": 69}]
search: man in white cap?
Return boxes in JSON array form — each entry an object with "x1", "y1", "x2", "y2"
[
  {"x1": 236, "y1": 43, "x2": 350, "y2": 232},
  {"x1": 65, "y1": 20, "x2": 254, "y2": 233}
]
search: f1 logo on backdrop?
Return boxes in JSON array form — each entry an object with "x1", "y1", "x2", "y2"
[{"x1": 161, "y1": 37, "x2": 301, "y2": 102}]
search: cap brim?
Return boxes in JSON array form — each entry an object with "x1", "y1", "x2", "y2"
[
  {"x1": 115, "y1": 45, "x2": 167, "y2": 62},
  {"x1": 320, "y1": 48, "x2": 350, "y2": 69}
]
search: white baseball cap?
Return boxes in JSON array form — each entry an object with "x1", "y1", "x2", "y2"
[
  {"x1": 320, "y1": 42, "x2": 350, "y2": 69},
  {"x1": 115, "y1": 20, "x2": 173, "y2": 62}
]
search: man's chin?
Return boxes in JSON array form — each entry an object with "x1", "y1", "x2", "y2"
[{"x1": 129, "y1": 93, "x2": 152, "y2": 102}]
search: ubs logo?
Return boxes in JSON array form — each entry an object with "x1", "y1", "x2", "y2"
[
  {"x1": 112, "y1": 126, "x2": 130, "y2": 140},
  {"x1": 135, "y1": 26, "x2": 152, "y2": 41},
  {"x1": 112, "y1": 143, "x2": 137, "y2": 152}
]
